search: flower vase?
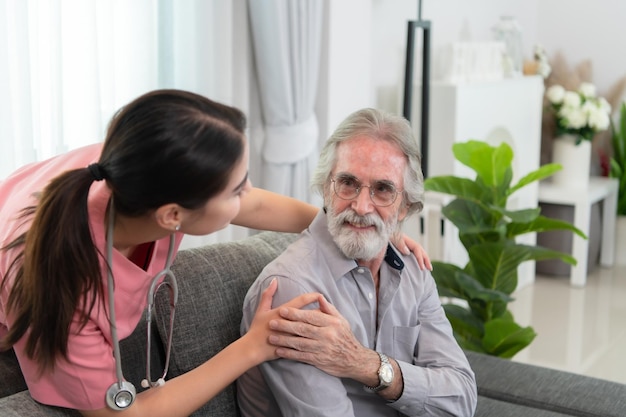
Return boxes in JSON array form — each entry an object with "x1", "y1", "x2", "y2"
[{"x1": 551, "y1": 134, "x2": 591, "y2": 187}]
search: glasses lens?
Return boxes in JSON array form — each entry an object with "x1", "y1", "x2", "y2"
[
  {"x1": 334, "y1": 177, "x2": 359, "y2": 199},
  {"x1": 371, "y1": 181, "x2": 397, "y2": 206}
]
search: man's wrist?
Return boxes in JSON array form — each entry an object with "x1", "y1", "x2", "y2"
[{"x1": 364, "y1": 352, "x2": 394, "y2": 392}]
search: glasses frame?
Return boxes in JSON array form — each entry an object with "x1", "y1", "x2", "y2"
[{"x1": 330, "y1": 176, "x2": 401, "y2": 207}]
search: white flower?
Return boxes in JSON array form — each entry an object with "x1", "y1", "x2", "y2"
[
  {"x1": 559, "y1": 105, "x2": 587, "y2": 129},
  {"x1": 563, "y1": 91, "x2": 582, "y2": 108},
  {"x1": 587, "y1": 103, "x2": 610, "y2": 130},
  {"x1": 546, "y1": 85, "x2": 565, "y2": 104},
  {"x1": 578, "y1": 82, "x2": 597, "y2": 98},
  {"x1": 545, "y1": 82, "x2": 610, "y2": 143},
  {"x1": 598, "y1": 97, "x2": 612, "y2": 114}
]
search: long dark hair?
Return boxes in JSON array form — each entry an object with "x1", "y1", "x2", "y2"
[{"x1": 1, "y1": 89, "x2": 246, "y2": 372}]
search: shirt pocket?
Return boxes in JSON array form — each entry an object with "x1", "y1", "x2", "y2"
[{"x1": 392, "y1": 324, "x2": 421, "y2": 362}]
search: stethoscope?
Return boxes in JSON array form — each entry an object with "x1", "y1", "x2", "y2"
[{"x1": 104, "y1": 200, "x2": 179, "y2": 410}]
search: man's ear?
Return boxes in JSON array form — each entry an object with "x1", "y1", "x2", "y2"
[{"x1": 154, "y1": 204, "x2": 183, "y2": 231}]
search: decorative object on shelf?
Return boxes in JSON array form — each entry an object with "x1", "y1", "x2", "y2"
[
  {"x1": 492, "y1": 16, "x2": 523, "y2": 77},
  {"x1": 546, "y1": 82, "x2": 611, "y2": 186},
  {"x1": 424, "y1": 140, "x2": 584, "y2": 358},
  {"x1": 523, "y1": 44, "x2": 551, "y2": 78}
]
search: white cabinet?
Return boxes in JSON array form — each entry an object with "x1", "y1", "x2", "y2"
[{"x1": 404, "y1": 75, "x2": 545, "y2": 288}]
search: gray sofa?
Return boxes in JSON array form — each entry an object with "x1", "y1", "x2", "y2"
[{"x1": 1, "y1": 231, "x2": 625, "y2": 416}]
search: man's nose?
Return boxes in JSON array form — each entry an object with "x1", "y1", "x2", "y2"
[{"x1": 350, "y1": 186, "x2": 375, "y2": 215}]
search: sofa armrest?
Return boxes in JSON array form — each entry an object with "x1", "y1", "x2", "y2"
[{"x1": 466, "y1": 350, "x2": 626, "y2": 417}]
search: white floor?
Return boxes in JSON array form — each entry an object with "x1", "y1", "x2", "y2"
[{"x1": 509, "y1": 264, "x2": 626, "y2": 384}]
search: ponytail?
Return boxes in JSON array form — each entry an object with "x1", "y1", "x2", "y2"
[{"x1": 1, "y1": 167, "x2": 105, "y2": 373}]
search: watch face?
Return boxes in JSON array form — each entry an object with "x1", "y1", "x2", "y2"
[{"x1": 380, "y1": 363, "x2": 394, "y2": 384}]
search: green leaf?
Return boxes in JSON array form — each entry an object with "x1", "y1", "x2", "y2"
[
  {"x1": 467, "y1": 242, "x2": 577, "y2": 295},
  {"x1": 494, "y1": 207, "x2": 541, "y2": 223},
  {"x1": 431, "y1": 262, "x2": 468, "y2": 299},
  {"x1": 508, "y1": 163, "x2": 562, "y2": 196},
  {"x1": 452, "y1": 141, "x2": 513, "y2": 188},
  {"x1": 424, "y1": 176, "x2": 486, "y2": 200},
  {"x1": 441, "y1": 199, "x2": 501, "y2": 234},
  {"x1": 442, "y1": 304, "x2": 485, "y2": 351},
  {"x1": 482, "y1": 318, "x2": 537, "y2": 358},
  {"x1": 507, "y1": 214, "x2": 587, "y2": 238},
  {"x1": 432, "y1": 261, "x2": 513, "y2": 305}
]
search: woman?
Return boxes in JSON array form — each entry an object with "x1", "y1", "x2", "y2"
[{"x1": 0, "y1": 90, "x2": 429, "y2": 416}]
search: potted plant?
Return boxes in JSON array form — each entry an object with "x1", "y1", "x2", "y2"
[
  {"x1": 545, "y1": 82, "x2": 611, "y2": 186},
  {"x1": 424, "y1": 140, "x2": 584, "y2": 358}
]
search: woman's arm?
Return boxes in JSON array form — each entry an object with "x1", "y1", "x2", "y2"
[
  {"x1": 232, "y1": 187, "x2": 318, "y2": 233},
  {"x1": 80, "y1": 282, "x2": 323, "y2": 417}
]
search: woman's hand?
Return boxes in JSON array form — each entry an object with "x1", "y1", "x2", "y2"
[
  {"x1": 245, "y1": 279, "x2": 322, "y2": 363},
  {"x1": 392, "y1": 233, "x2": 432, "y2": 270}
]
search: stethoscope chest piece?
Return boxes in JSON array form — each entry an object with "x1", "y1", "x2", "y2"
[{"x1": 106, "y1": 380, "x2": 136, "y2": 410}]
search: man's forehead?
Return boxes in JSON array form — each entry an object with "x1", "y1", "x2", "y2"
[{"x1": 335, "y1": 137, "x2": 406, "y2": 179}]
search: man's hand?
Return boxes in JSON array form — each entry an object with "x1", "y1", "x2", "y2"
[
  {"x1": 246, "y1": 279, "x2": 323, "y2": 363},
  {"x1": 268, "y1": 295, "x2": 378, "y2": 383}
]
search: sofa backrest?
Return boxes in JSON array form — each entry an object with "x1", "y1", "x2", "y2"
[
  {"x1": 0, "y1": 231, "x2": 299, "y2": 417},
  {"x1": 154, "y1": 231, "x2": 299, "y2": 417}
]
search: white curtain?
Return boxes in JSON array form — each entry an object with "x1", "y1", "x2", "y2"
[
  {"x1": 247, "y1": 0, "x2": 323, "y2": 204},
  {"x1": 0, "y1": 0, "x2": 248, "y2": 246}
]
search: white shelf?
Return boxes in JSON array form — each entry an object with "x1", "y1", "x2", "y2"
[{"x1": 538, "y1": 177, "x2": 618, "y2": 287}]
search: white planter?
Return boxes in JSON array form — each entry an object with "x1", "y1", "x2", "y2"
[{"x1": 551, "y1": 135, "x2": 591, "y2": 187}]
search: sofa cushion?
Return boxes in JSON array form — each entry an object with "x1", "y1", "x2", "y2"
[
  {"x1": 475, "y1": 396, "x2": 571, "y2": 417},
  {"x1": 0, "y1": 391, "x2": 80, "y2": 417},
  {"x1": 155, "y1": 231, "x2": 299, "y2": 417},
  {"x1": 466, "y1": 350, "x2": 626, "y2": 417},
  {"x1": 0, "y1": 348, "x2": 27, "y2": 398}
]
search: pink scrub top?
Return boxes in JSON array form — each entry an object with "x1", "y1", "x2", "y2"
[{"x1": 0, "y1": 143, "x2": 183, "y2": 410}]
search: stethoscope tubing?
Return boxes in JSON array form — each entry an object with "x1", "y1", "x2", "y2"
[{"x1": 105, "y1": 198, "x2": 178, "y2": 409}]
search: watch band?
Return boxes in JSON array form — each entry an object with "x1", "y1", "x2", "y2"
[{"x1": 364, "y1": 352, "x2": 393, "y2": 392}]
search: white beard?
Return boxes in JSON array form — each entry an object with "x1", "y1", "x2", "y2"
[{"x1": 326, "y1": 206, "x2": 399, "y2": 261}]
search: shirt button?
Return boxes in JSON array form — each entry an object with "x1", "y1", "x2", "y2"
[
  {"x1": 368, "y1": 292, "x2": 374, "y2": 299},
  {"x1": 357, "y1": 268, "x2": 365, "y2": 274}
]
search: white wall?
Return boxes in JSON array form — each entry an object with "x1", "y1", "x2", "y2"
[
  {"x1": 536, "y1": 1, "x2": 626, "y2": 95},
  {"x1": 318, "y1": 0, "x2": 625, "y2": 126}
]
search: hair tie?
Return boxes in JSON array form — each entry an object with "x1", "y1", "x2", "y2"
[{"x1": 88, "y1": 163, "x2": 106, "y2": 181}]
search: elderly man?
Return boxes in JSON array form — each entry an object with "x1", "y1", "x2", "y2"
[{"x1": 237, "y1": 108, "x2": 477, "y2": 417}]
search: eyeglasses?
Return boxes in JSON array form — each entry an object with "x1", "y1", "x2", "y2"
[{"x1": 330, "y1": 175, "x2": 401, "y2": 207}]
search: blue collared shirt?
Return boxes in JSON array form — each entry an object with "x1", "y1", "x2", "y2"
[{"x1": 238, "y1": 211, "x2": 477, "y2": 417}]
